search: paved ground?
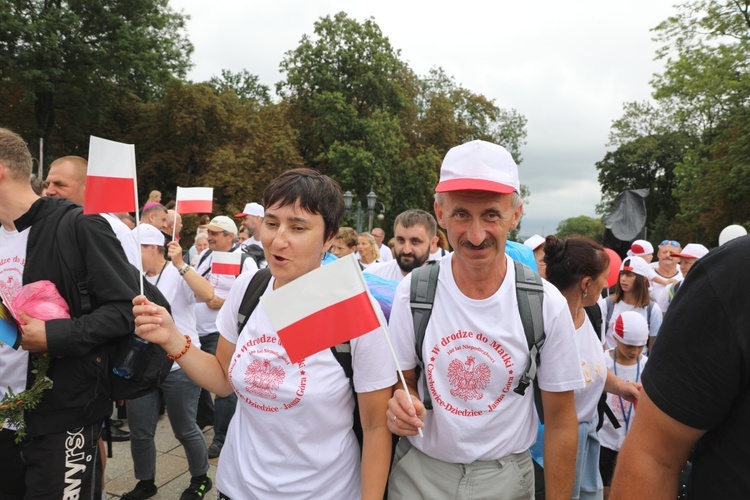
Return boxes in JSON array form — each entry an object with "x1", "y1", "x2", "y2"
[{"x1": 104, "y1": 416, "x2": 218, "y2": 499}]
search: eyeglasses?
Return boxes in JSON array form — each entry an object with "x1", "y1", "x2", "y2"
[{"x1": 660, "y1": 240, "x2": 680, "y2": 248}]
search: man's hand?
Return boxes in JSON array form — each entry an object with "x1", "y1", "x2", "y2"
[
  {"x1": 168, "y1": 241, "x2": 185, "y2": 268},
  {"x1": 386, "y1": 388, "x2": 426, "y2": 436},
  {"x1": 18, "y1": 310, "x2": 48, "y2": 352}
]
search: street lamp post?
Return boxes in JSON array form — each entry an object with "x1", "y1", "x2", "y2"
[{"x1": 343, "y1": 188, "x2": 378, "y2": 233}]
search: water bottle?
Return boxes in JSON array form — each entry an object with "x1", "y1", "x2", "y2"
[{"x1": 113, "y1": 334, "x2": 149, "y2": 379}]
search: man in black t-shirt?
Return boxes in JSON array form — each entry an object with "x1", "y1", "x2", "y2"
[{"x1": 610, "y1": 235, "x2": 750, "y2": 499}]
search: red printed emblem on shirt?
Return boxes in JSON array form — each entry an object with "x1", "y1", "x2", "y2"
[
  {"x1": 448, "y1": 356, "x2": 491, "y2": 402},
  {"x1": 245, "y1": 359, "x2": 285, "y2": 399},
  {"x1": 425, "y1": 329, "x2": 517, "y2": 417}
]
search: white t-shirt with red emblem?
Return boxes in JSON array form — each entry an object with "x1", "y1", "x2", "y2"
[
  {"x1": 390, "y1": 254, "x2": 585, "y2": 463},
  {"x1": 0, "y1": 226, "x2": 30, "y2": 430},
  {"x1": 214, "y1": 271, "x2": 397, "y2": 499}
]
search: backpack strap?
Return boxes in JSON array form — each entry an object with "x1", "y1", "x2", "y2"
[
  {"x1": 584, "y1": 304, "x2": 603, "y2": 343},
  {"x1": 605, "y1": 295, "x2": 614, "y2": 327},
  {"x1": 410, "y1": 261, "x2": 440, "y2": 410},
  {"x1": 512, "y1": 260, "x2": 546, "y2": 422},
  {"x1": 197, "y1": 249, "x2": 213, "y2": 277},
  {"x1": 54, "y1": 207, "x2": 92, "y2": 315},
  {"x1": 584, "y1": 305, "x2": 621, "y2": 431},
  {"x1": 236, "y1": 268, "x2": 272, "y2": 333}
]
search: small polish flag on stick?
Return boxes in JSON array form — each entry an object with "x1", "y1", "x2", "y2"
[
  {"x1": 261, "y1": 254, "x2": 381, "y2": 364},
  {"x1": 84, "y1": 136, "x2": 137, "y2": 215},
  {"x1": 212, "y1": 251, "x2": 243, "y2": 276},
  {"x1": 175, "y1": 187, "x2": 213, "y2": 214},
  {"x1": 262, "y1": 254, "x2": 424, "y2": 436}
]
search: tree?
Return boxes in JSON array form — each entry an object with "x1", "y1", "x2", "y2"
[
  {"x1": 132, "y1": 81, "x2": 302, "y2": 237},
  {"x1": 555, "y1": 216, "x2": 605, "y2": 241},
  {"x1": 416, "y1": 67, "x2": 527, "y2": 162},
  {"x1": 0, "y1": 0, "x2": 192, "y2": 158},
  {"x1": 598, "y1": 1, "x2": 750, "y2": 246},
  {"x1": 596, "y1": 131, "x2": 693, "y2": 238},
  {"x1": 208, "y1": 69, "x2": 271, "y2": 106}
]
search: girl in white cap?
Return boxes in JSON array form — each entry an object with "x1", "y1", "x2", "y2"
[
  {"x1": 603, "y1": 256, "x2": 663, "y2": 353},
  {"x1": 598, "y1": 311, "x2": 649, "y2": 499}
]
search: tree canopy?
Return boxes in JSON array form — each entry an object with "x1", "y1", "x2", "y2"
[
  {"x1": 0, "y1": 0, "x2": 192, "y2": 153},
  {"x1": 555, "y1": 215, "x2": 605, "y2": 241},
  {"x1": 596, "y1": 0, "x2": 750, "y2": 246}
]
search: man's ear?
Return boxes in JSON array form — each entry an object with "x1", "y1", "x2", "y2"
[
  {"x1": 509, "y1": 203, "x2": 523, "y2": 230},
  {"x1": 434, "y1": 200, "x2": 447, "y2": 229}
]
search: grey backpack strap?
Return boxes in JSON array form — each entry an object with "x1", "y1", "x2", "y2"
[
  {"x1": 410, "y1": 261, "x2": 440, "y2": 410},
  {"x1": 605, "y1": 296, "x2": 614, "y2": 325},
  {"x1": 512, "y1": 261, "x2": 546, "y2": 422}
]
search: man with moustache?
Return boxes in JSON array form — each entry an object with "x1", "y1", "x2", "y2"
[
  {"x1": 649, "y1": 240, "x2": 683, "y2": 315},
  {"x1": 365, "y1": 209, "x2": 436, "y2": 282},
  {"x1": 385, "y1": 140, "x2": 584, "y2": 499}
]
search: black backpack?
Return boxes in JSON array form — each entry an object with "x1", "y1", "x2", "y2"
[
  {"x1": 409, "y1": 260, "x2": 547, "y2": 422},
  {"x1": 235, "y1": 268, "x2": 363, "y2": 450},
  {"x1": 54, "y1": 208, "x2": 174, "y2": 402},
  {"x1": 241, "y1": 243, "x2": 266, "y2": 268}
]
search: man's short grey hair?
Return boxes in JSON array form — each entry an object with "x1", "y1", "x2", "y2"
[
  {"x1": 434, "y1": 191, "x2": 523, "y2": 210},
  {"x1": 394, "y1": 209, "x2": 437, "y2": 238}
]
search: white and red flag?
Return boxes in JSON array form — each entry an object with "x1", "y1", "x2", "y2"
[
  {"x1": 84, "y1": 136, "x2": 136, "y2": 214},
  {"x1": 261, "y1": 254, "x2": 380, "y2": 363},
  {"x1": 211, "y1": 251, "x2": 243, "y2": 276},
  {"x1": 175, "y1": 187, "x2": 213, "y2": 214}
]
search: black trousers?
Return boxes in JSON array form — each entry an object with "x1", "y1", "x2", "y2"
[{"x1": 21, "y1": 420, "x2": 103, "y2": 499}]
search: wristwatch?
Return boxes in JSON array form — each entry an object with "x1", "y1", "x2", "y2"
[{"x1": 178, "y1": 263, "x2": 190, "y2": 276}]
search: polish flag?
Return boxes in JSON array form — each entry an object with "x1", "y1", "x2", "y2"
[
  {"x1": 176, "y1": 187, "x2": 213, "y2": 214},
  {"x1": 84, "y1": 136, "x2": 136, "y2": 214},
  {"x1": 261, "y1": 254, "x2": 381, "y2": 363},
  {"x1": 212, "y1": 251, "x2": 243, "y2": 276}
]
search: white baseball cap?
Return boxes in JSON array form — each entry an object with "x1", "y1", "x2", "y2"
[
  {"x1": 135, "y1": 223, "x2": 165, "y2": 246},
  {"x1": 671, "y1": 243, "x2": 709, "y2": 260},
  {"x1": 627, "y1": 239, "x2": 654, "y2": 258},
  {"x1": 613, "y1": 311, "x2": 649, "y2": 347},
  {"x1": 436, "y1": 140, "x2": 520, "y2": 194},
  {"x1": 235, "y1": 202, "x2": 264, "y2": 218},
  {"x1": 523, "y1": 234, "x2": 545, "y2": 251},
  {"x1": 620, "y1": 255, "x2": 650, "y2": 278},
  {"x1": 206, "y1": 216, "x2": 238, "y2": 236}
]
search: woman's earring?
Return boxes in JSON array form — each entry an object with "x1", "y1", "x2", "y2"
[{"x1": 583, "y1": 291, "x2": 588, "y2": 298}]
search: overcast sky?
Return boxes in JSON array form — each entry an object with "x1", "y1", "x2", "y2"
[{"x1": 171, "y1": 0, "x2": 678, "y2": 237}]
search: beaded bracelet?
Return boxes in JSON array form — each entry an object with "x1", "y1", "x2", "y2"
[{"x1": 167, "y1": 335, "x2": 192, "y2": 360}]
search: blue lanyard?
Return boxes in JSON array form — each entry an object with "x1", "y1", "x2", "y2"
[{"x1": 613, "y1": 350, "x2": 640, "y2": 432}]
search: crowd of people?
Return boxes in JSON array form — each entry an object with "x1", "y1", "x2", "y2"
[{"x1": 1, "y1": 124, "x2": 749, "y2": 499}]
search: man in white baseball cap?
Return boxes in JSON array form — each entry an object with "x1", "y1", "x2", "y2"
[
  {"x1": 386, "y1": 140, "x2": 584, "y2": 498},
  {"x1": 523, "y1": 234, "x2": 546, "y2": 277},
  {"x1": 234, "y1": 202, "x2": 264, "y2": 248},
  {"x1": 193, "y1": 214, "x2": 256, "y2": 458},
  {"x1": 671, "y1": 243, "x2": 709, "y2": 277}
]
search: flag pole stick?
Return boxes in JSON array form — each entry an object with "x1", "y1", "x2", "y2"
[
  {"x1": 354, "y1": 256, "x2": 423, "y2": 437},
  {"x1": 172, "y1": 195, "x2": 179, "y2": 242},
  {"x1": 131, "y1": 146, "x2": 143, "y2": 296}
]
